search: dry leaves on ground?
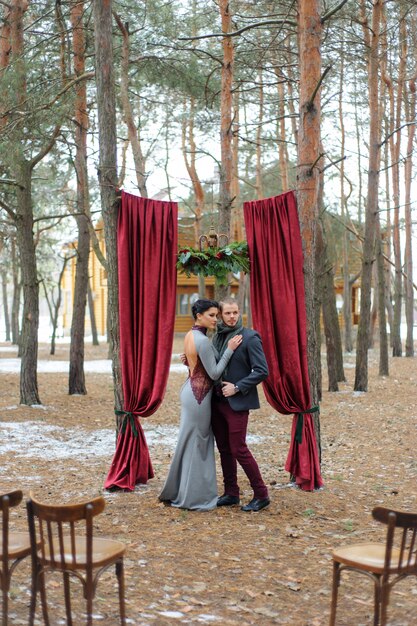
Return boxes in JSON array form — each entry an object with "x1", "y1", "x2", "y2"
[{"x1": 1, "y1": 339, "x2": 417, "y2": 625}]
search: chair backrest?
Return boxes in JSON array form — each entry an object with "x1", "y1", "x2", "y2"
[
  {"x1": 372, "y1": 506, "x2": 417, "y2": 573},
  {"x1": 1, "y1": 490, "x2": 24, "y2": 555},
  {"x1": 26, "y1": 495, "x2": 106, "y2": 570},
  {"x1": 1, "y1": 491, "x2": 23, "y2": 514}
]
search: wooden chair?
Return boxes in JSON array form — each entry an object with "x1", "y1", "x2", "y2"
[
  {"x1": 1, "y1": 489, "x2": 32, "y2": 626},
  {"x1": 26, "y1": 494, "x2": 126, "y2": 626},
  {"x1": 329, "y1": 506, "x2": 417, "y2": 626}
]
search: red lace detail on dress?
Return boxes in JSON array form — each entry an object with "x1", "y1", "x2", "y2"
[{"x1": 190, "y1": 356, "x2": 212, "y2": 404}]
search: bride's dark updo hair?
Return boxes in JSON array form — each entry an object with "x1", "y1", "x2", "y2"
[{"x1": 191, "y1": 298, "x2": 219, "y2": 320}]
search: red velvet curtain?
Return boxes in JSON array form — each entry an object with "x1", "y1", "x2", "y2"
[
  {"x1": 104, "y1": 191, "x2": 178, "y2": 491},
  {"x1": 243, "y1": 191, "x2": 323, "y2": 491}
]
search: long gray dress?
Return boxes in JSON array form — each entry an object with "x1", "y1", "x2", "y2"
[{"x1": 159, "y1": 329, "x2": 233, "y2": 511}]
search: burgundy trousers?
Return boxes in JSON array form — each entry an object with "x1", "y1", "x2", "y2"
[{"x1": 211, "y1": 396, "x2": 268, "y2": 500}]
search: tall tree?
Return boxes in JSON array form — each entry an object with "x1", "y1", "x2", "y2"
[
  {"x1": 114, "y1": 13, "x2": 148, "y2": 197},
  {"x1": 10, "y1": 237, "x2": 21, "y2": 346},
  {"x1": 217, "y1": 0, "x2": 235, "y2": 299},
  {"x1": 403, "y1": 13, "x2": 416, "y2": 357},
  {"x1": 255, "y1": 68, "x2": 264, "y2": 200},
  {"x1": 297, "y1": 0, "x2": 322, "y2": 410},
  {"x1": 376, "y1": 220, "x2": 389, "y2": 376},
  {"x1": 87, "y1": 281, "x2": 100, "y2": 346},
  {"x1": 381, "y1": 6, "x2": 407, "y2": 357},
  {"x1": 354, "y1": 0, "x2": 383, "y2": 391},
  {"x1": 93, "y1": 0, "x2": 123, "y2": 409},
  {"x1": 1, "y1": 268, "x2": 11, "y2": 341},
  {"x1": 181, "y1": 95, "x2": 206, "y2": 297},
  {"x1": 1, "y1": 0, "x2": 61, "y2": 404},
  {"x1": 69, "y1": 0, "x2": 90, "y2": 395},
  {"x1": 318, "y1": 213, "x2": 346, "y2": 391},
  {"x1": 338, "y1": 42, "x2": 353, "y2": 352}
]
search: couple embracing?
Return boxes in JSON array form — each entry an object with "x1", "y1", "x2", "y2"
[{"x1": 159, "y1": 297, "x2": 270, "y2": 513}]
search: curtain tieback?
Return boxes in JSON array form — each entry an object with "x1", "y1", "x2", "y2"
[
  {"x1": 295, "y1": 406, "x2": 319, "y2": 444},
  {"x1": 115, "y1": 410, "x2": 139, "y2": 437}
]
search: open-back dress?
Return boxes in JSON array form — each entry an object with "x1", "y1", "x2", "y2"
[{"x1": 159, "y1": 328, "x2": 233, "y2": 510}]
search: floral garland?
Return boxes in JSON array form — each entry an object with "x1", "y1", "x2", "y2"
[{"x1": 177, "y1": 241, "x2": 250, "y2": 286}]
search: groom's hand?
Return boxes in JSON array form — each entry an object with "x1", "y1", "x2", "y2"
[{"x1": 222, "y1": 382, "x2": 238, "y2": 397}]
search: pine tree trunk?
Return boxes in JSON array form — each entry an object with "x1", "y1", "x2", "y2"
[
  {"x1": 381, "y1": 10, "x2": 406, "y2": 357},
  {"x1": 369, "y1": 262, "x2": 378, "y2": 349},
  {"x1": 181, "y1": 95, "x2": 206, "y2": 298},
  {"x1": 342, "y1": 257, "x2": 353, "y2": 352},
  {"x1": 50, "y1": 255, "x2": 71, "y2": 356},
  {"x1": 314, "y1": 215, "x2": 324, "y2": 400},
  {"x1": 16, "y1": 161, "x2": 41, "y2": 405},
  {"x1": 353, "y1": 77, "x2": 364, "y2": 225},
  {"x1": 69, "y1": 0, "x2": 90, "y2": 395},
  {"x1": 0, "y1": 3, "x2": 11, "y2": 132},
  {"x1": 276, "y1": 77, "x2": 289, "y2": 191},
  {"x1": 8, "y1": 1, "x2": 40, "y2": 404},
  {"x1": 376, "y1": 222, "x2": 389, "y2": 376},
  {"x1": 163, "y1": 109, "x2": 172, "y2": 200},
  {"x1": 114, "y1": 13, "x2": 148, "y2": 197},
  {"x1": 286, "y1": 62, "x2": 299, "y2": 150},
  {"x1": 1, "y1": 271, "x2": 11, "y2": 341},
  {"x1": 217, "y1": 0, "x2": 234, "y2": 300},
  {"x1": 319, "y1": 218, "x2": 345, "y2": 389},
  {"x1": 93, "y1": 0, "x2": 123, "y2": 410},
  {"x1": 322, "y1": 270, "x2": 345, "y2": 391},
  {"x1": 255, "y1": 69, "x2": 264, "y2": 200},
  {"x1": 382, "y1": 135, "x2": 394, "y2": 337},
  {"x1": 231, "y1": 88, "x2": 242, "y2": 241},
  {"x1": 314, "y1": 286, "x2": 322, "y2": 402},
  {"x1": 69, "y1": 215, "x2": 89, "y2": 394},
  {"x1": 11, "y1": 239, "x2": 21, "y2": 346},
  {"x1": 181, "y1": 96, "x2": 205, "y2": 240},
  {"x1": 88, "y1": 281, "x2": 100, "y2": 346},
  {"x1": 354, "y1": 0, "x2": 383, "y2": 391},
  {"x1": 297, "y1": 0, "x2": 322, "y2": 410},
  {"x1": 390, "y1": 189, "x2": 402, "y2": 355},
  {"x1": 339, "y1": 43, "x2": 353, "y2": 352},
  {"x1": 404, "y1": 73, "x2": 415, "y2": 357}
]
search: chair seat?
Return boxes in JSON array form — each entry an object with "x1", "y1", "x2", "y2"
[
  {"x1": 0, "y1": 531, "x2": 32, "y2": 560},
  {"x1": 333, "y1": 542, "x2": 404, "y2": 574},
  {"x1": 40, "y1": 536, "x2": 126, "y2": 570}
]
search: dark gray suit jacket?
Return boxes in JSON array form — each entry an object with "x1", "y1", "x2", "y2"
[{"x1": 221, "y1": 327, "x2": 268, "y2": 411}]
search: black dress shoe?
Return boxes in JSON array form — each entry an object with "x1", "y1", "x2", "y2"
[
  {"x1": 217, "y1": 494, "x2": 240, "y2": 506},
  {"x1": 241, "y1": 497, "x2": 270, "y2": 512}
]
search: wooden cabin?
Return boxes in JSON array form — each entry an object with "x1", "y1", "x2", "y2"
[{"x1": 61, "y1": 224, "x2": 108, "y2": 336}]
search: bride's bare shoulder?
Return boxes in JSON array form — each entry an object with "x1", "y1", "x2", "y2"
[{"x1": 184, "y1": 330, "x2": 196, "y2": 349}]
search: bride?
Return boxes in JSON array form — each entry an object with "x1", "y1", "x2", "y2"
[{"x1": 159, "y1": 298, "x2": 242, "y2": 510}]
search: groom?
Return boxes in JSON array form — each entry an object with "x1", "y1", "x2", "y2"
[{"x1": 212, "y1": 298, "x2": 270, "y2": 512}]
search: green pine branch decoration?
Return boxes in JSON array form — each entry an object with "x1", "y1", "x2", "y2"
[{"x1": 177, "y1": 241, "x2": 250, "y2": 286}]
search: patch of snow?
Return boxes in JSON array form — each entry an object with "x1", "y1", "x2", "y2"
[
  {"x1": 0, "y1": 420, "x2": 264, "y2": 461},
  {"x1": 0, "y1": 359, "x2": 22, "y2": 373},
  {"x1": 0, "y1": 358, "x2": 187, "y2": 375},
  {"x1": 0, "y1": 421, "x2": 176, "y2": 460}
]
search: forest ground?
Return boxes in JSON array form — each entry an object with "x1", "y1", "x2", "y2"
[{"x1": 1, "y1": 337, "x2": 417, "y2": 626}]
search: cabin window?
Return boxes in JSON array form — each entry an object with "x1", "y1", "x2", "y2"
[{"x1": 177, "y1": 293, "x2": 199, "y2": 315}]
